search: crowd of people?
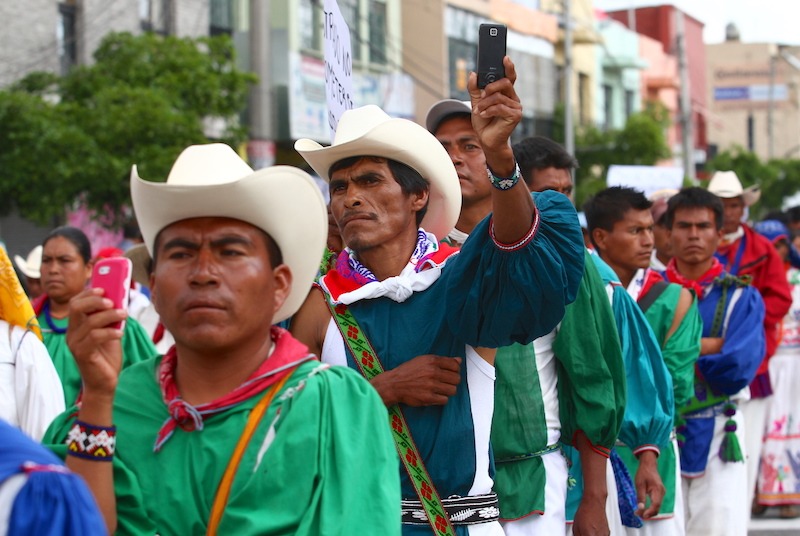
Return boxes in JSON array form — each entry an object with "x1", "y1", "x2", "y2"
[{"x1": 2, "y1": 56, "x2": 800, "y2": 536}]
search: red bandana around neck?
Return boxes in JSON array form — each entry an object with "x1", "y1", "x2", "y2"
[
  {"x1": 637, "y1": 268, "x2": 665, "y2": 301},
  {"x1": 153, "y1": 326, "x2": 315, "y2": 452},
  {"x1": 664, "y1": 257, "x2": 723, "y2": 298}
]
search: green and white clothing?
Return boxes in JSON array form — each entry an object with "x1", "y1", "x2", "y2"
[
  {"x1": 566, "y1": 255, "x2": 674, "y2": 527},
  {"x1": 44, "y1": 332, "x2": 401, "y2": 535},
  {"x1": 320, "y1": 191, "x2": 585, "y2": 535},
  {"x1": 38, "y1": 309, "x2": 157, "y2": 406},
  {"x1": 619, "y1": 268, "x2": 702, "y2": 533},
  {"x1": 492, "y1": 249, "x2": 625, "y2": 533}
]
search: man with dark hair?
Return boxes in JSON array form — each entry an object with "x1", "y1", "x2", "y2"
[
  {"x1": 426, "y1": 111, "x2": 624, "y2": 536},
  {"x1": 648, "y1": 190, "x2": 679, "y2": 272},
  {"x1": 663, "y1": 187, "x2": 765, "y2": 536},
  {"x1": 292, "y1": 60, "x2": 584, "y2": 535},
  {"x1": 42, "y1": 144, "x2": 401, "y2": 534},
  {"x1": 513, "y1": 136, "x2": 578, "y2": 196},
  {"x1": 707, "y1": 171, "x2": 792, "y2": 509},
  {"x1": 584, "y1": 186, "x2": 702, "y2": 536}
]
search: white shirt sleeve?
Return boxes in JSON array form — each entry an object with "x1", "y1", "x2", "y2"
[{"x1": 11, "y1": 325, "x2": 66, "y2": 441}]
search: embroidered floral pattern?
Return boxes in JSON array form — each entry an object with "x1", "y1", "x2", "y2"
[{"x1": 326, "y1": 297, "x2": 456, "y2": 536}]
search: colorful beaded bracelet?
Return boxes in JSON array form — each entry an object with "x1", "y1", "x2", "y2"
[
  {"x1": 486, "y1": 162, "x2": 521, "y2": 191},
  {"x1": 66, "y1": 420, "x2": 117, "y2": 462}
]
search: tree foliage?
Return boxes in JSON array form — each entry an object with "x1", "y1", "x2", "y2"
[
  {"x1": 0, "y1": 32, "x2": 256, "y2": 226},
  {"x1": 571, "y1": 101, "x2": 672, "y2": 209}
]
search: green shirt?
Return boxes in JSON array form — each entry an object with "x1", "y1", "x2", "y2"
[
  {"x1": 617, "y1": 281, "x2": 701, "y2": 516},
  {"x1": 44, "y1": 358, "x2": 401, "y2": 535},
  {"x1": 492, "y1": 250, "x2": 626, "y2": 520},
  {"x1": 39, "y1": 313, "x2": 157, "y2": 406}
]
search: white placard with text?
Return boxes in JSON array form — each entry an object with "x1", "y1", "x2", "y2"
[{"x1": 323, "y1": 0, "x2": 354, "y2": 141}]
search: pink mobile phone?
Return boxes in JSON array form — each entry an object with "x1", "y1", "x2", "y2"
[{"x1": 90, "y1": 257, "x2": 132, "y2": 330}]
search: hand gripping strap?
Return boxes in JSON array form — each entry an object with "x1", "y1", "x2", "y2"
[{"x1": 325, "y1": 298, "x2": 457, "y2": 536}]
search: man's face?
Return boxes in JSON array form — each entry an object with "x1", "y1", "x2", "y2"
[
  {"x1": 434, "y1": 115, "x2": 491, "y2": 206},
  {"x1": 653, "y1": 222, "x2": 673, "y2": 261},
  {"x1": 329, "y1": 158, "x2": 428, "y2": 253},
  {"x1": 593, "y1": 209, "x2": 654, "y2": 272},
  {"x1": 720, "y1": 196, "x2": 745, "y2": 234},
  {"x1": 529, "y1": 167, "x2": 573, "y2": 202},
  {"x1": 150, "y1": 217, "x2": 290, "y2": 351},
  {"x1": 669, "y1": 207, "x2": 723, "y2": 266}
]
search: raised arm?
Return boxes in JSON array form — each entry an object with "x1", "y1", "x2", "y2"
[
  {"x1": 64, "y1": 287, "x2": 128, "y2": 534},
  {"x1": 468, "y1": 56, "x2": 534, "y2": 245}
]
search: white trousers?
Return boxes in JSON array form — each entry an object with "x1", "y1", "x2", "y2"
[
  {"x1": 501, "y1": 450, "x2": 568, "y2": 536},
  {"x1": 467, "y1": 521, "x2": 505, "y2": 535},
  {"x1": 682, "y1": 410, "x2": 748, "y2": 536},
  {"x1": 740, "y1": 395, "x2": 771, "y2": 507}
]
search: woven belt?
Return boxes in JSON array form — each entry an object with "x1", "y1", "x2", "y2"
[
  {"x1": 683, "y1": 401, "x2": 728, "y2": 419},
  {"x1": 401, "y1": 493, "x2": 500, "y2": 526},
  {"x1": 495, "y1": 443, "x2": 560, "y2": 464}
]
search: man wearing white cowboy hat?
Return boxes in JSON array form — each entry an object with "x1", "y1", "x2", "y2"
[
  {"x1": 707, "y1": 170, "x2": 792, "y2": 510},
  {"x1": 14, "y1": 245, "x2": 43, "y2": 299},
  {"x1": 42, "y1": 144, "x2": 401, "y2": 535},
  {"x1": 291, "y1": 57, "x2": 584, "y2": 536}
]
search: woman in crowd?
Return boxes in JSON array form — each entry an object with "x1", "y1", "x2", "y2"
[
  {"x1": 34, "y1": 226, "x2": 157, "y2": 406},
  {"x1": 754, "y1": 220, "x2": 800, "y2": 519}
]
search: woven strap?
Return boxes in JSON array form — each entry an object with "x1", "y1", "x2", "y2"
[
  {"x1": 325, "y1": 297, "x2": 457, "y2": 536},
  {"x1": 206, "y1": 371, "x2": 294, "y2": 535}
]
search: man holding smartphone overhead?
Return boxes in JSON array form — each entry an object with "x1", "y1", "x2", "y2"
[
  {"x1": 291, "y1": 52, "x2": 584, "y2": 535},
  {"x1": 427, "y1": 108, "x2": 625, "y2": 536},
  {"x1": 42, "y1": 144, "x2": 401, "y2": 535}
]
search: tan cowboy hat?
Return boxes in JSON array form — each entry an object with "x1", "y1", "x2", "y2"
[
  {"x1": 14, "y1": 245, "x2": 42, "y2": 279},
  {"x1": 707, "y1": 171, "x2": 761, "y2": 206},
  {"x1": 424, "y1": 99, "x2": 472, "y2": 133},
  {"x1": 130, "y1": 143, "x2": 327, "y2": 323},
  {"x1": 123, "y1": 243, "x2": 151, "y2": 288},
  {"x1": 294, "y1": 105, "x2": 461, "y2": 241}
]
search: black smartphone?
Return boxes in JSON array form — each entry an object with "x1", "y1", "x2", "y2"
[{"x1": 477, "y1": 23, "x2": 507, "y2": 89}]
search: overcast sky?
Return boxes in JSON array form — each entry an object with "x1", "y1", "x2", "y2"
[{"x1": 593, "y1": 0, "x2": 800, "y2": 46}]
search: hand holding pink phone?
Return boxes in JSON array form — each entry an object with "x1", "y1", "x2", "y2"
[{"x1": 90, "y1": 257, "x2": 132, "y2": 330}]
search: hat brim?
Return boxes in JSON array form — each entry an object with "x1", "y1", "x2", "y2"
[
  {"x1": 131, "y1": 165, "x2": 327, "y2": 323},
  {"x1": 14, "y1": 255, "x2": 39, "y2": 279},
  {"x1": 295, "y1": 119, "x2": 461, "y2": 241},
  {"x1": 743, "y1": 185, "x2": 761, "y2": 206},
  {"x1": 425, "y1": 99, "x2": 472, "y2": 133}
]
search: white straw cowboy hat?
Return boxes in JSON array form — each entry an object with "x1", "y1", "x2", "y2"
[
  {"x1": 294, "y1": 105, "x2": 461, "y2": 241},
  {"x1": 130, "y1": 143, "x2": 327, "y2": 323},
  {"x1": 707, "y1": 171, "x2": 761, "y2": 206},
  {"x1": 14, "y1": 245, "x2": 42, "y2": 279},
  {"x1": 424, "y1": 99, "x2": 472, "y2": 134}
]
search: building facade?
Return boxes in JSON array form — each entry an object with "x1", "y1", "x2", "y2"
[
  {"x1": 706, "y1": 38, "x2": 800, "y2": 161},
  {"x1": 607, "y1": 5, "x2": 707, "y2": 167},
  {"x1": 595, "y1": 13, "x2": 644, "y2": 131},
  {"x1": 0, "y1": 0, "x2": 212, "y2": 256}
]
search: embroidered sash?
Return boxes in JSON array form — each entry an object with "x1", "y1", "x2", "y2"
[{"x1": 325, "y1": 298, "x2": 457, "y2": 536}]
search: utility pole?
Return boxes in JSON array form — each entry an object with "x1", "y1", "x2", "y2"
[
  {"x1": 563, "y1": 0, "x2": 574, "y2": 158},
  {"x1": 675, "y1": 9, "x2": 695, "y2": 181},
  {"x1": 249, "y1": 0, "x2": 274, "y2": 168},
  {"x1": 768, "y1": 45, "x2": 777, "y2": 160}
]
